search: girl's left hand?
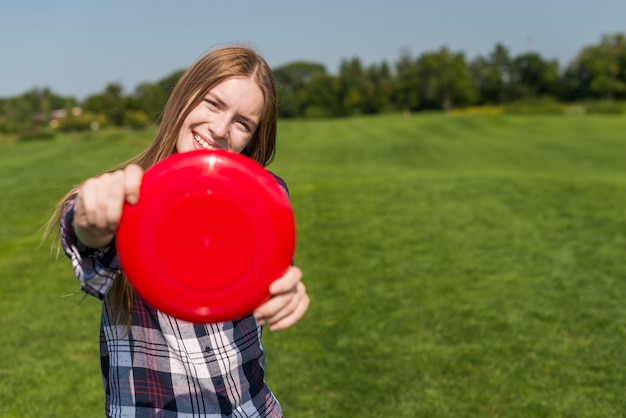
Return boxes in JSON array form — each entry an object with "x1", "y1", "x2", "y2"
[{"x1": 254, "y1": 266, "x2": 309, "y2": 331}]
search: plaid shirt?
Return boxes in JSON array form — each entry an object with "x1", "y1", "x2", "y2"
[{"x1": 60, "y1": 174, "x2": 289, "y2": 417}]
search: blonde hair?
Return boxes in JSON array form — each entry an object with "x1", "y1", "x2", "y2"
[{"x1": 47, "y1": 46, "x2": 278, "y2": 330}]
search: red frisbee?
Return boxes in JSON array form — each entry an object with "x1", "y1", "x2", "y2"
[{"x1": 116, "y1": 149, "x2": 295, "y2": 323}]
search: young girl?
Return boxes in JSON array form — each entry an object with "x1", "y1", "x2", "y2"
[{"x1": 49, "y1": 46, "x2": 309, "y2": 417}]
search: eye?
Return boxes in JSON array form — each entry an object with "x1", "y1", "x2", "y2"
[
  {"x1": 204, "y1": 98, "x2": 219, "y2": 109},
  {"x1": 236, "y1": 120, "x2": 251, "y2": 132}
]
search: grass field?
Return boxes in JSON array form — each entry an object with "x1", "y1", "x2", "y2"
[{"x1": 1, "y1": 113, "x2": 625, "y2": 417}]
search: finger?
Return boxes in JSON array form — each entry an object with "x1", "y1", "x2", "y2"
[
  {"x1": 103, "y1": 171, "x2": 127, "y2": 230},
  {"x1": 269, "y1": 289, "x2": 310, "y2": 332},
  {"x1": 268, "y1": 266, "x2": 302, "y2": 295},
  {"x1": 123, "y1": 164, "x2": 143, "y2": 205},
  {"x1": 255, "y1": 267, "x2": 304, "y2": 320},
  {"x1": 255, "y1": 281, "x2": 307, "y2": 327},
  {"x1": 253, "y1": 295, "x2": 284, "y2": 323},
  {"x1": 73, "y1": 180, "x2": 93, "y2": 229},
  {"x1": 265, "y1": 290, "x2": 302, "y2": 325},
  {"x1": 80, "y1": 176, "x2": 108, "y2": 229},
  {"x1": 87, "y1": 172, "x2": 116, "y2": 229}
]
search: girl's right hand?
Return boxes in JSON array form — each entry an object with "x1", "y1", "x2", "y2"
[{"x1": 73, "y1": 164, "x2": 144, "y2": 249}]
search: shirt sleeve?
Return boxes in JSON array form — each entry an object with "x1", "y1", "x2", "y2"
[
  {"x1": 269, "y1": 172, "x2": 289, "y2": 198},
  {"x1": 60, "y1": 199, "x2": 121, "y2": 299}
]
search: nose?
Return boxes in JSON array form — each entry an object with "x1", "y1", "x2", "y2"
[{"x1": 210, "y1": 115, "x2": 229, "y2": 140}]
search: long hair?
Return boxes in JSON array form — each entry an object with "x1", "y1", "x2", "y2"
[{"x1": 46, "y1": 46, "x2": 278, "y2": 330}]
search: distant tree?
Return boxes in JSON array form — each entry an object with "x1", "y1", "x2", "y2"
[
  {"x1": 393, "y1": 48, "x2": 420, "y2": 112},
  {"x1": 301, "y1": 72, "x2": 339, "y2": 118},
  {"x1": 564, "y1": 33, "x2": 626, "y2": 100},
  {"x1": 273, "y1": 62, "x2": 328, "y2": 118},
  {"x1": 158, "y1": 69, "x2": 186, "y2": 94},
  {"x1": 416, "y1": 47, "x2": 477, "y2": 111},
  {"x1": 130, "y1": 69, "x2": 184, "y2": 123},
  {"x1": 134, "y1": 82, "x2": 166, "y2": 122},
  {"x1": 597, "y1": 33, "x2": 626, "y2": 99},
  {"x1": 469, "y1": 56, "x2": 497, "y2": 104},
  {"x1": 275, "y1": 84, "x2": 301, "y2": 118},
  {"x1": 0, "y1": 88, "x2": 73, "y2": 130},
  {"x1": 613, "y1": 33, "x2": 626, "y2": 92},
  {"x1": 489, "y1": 43, "x2": 515, "y2": 102},
  {"x1": 1, "y1": 96, "x2": 31, "y2": 129},
  {"x1": 512, "y1": 52, "x2": 561, "y2": 98},
  {"x1": 470, "y1": 45, "x2": 531, "y2": 105},
  {"x1": 362, "y1": 62, "x2": 394, "y2": 114},
  {"x1": 338, "y1": 57, "x2": 366, "y2": 115},
  {"x1": 273, "y1": 62, "x2": 327, "y2": 88},
  {"x1": 103, "y1": 83, "x2": 126, "y2": 126},
  {"x1": 26, "y1": 88, "x2": 66, "y2": 122},
  {"x1": 82, "y1": 93, "x2": 105, "y2": 113}
]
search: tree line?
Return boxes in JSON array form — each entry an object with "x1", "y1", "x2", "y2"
[{"x1": 1, "y1": 33, "x2": 625, "y2": 134}]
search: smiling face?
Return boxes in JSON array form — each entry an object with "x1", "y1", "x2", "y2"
[{"x1": 176, "y1": 76, "x2": 265, "y2": 155}]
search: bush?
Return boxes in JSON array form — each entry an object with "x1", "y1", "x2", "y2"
[
  {"x1": 452, "y1": 105, "x2": 503, "y2": 116},
  {"x1": 583, "y1": 100, "x2": 624, "y2": 115},
  {"x1": 503, "y1": 96, "x2": 565, "y2": 115},
  {"x1": 17, "y1": 128, "x2": 56, "y2": 141},
  {"x1": 0, "y1": 119, "x2": 23, "y2": 134},
  {"x1": 304, "y1": 105, "x2": 332, "y2": 118},
  {"x1": 56, "y1": 112, "x2": 106, "y2": 131},
  {"x1": 123, "y1": 110, "x2": 149, "y2": 129}
]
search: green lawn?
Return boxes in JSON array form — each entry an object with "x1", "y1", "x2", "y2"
[{"x1": 1, "y1": 114, "x2": 625, "y2": 417}]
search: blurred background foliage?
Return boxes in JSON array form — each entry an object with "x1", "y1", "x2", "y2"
[{"x1": 1, "y1": 33, "x2": 626, "y2": 138}]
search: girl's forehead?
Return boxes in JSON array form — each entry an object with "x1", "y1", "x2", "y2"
[
  {"x1": 206, "y1": 78, "x2": 264, "y2": 114},
  {"x1": 191, "y1": 77, "x2": 260, "y2": 100}
]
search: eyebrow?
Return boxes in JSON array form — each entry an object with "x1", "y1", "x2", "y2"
[{"x1": 207, "y1": 92, "x2": 260, "y2": 128}]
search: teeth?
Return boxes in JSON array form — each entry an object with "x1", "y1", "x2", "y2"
[{"x1": 194, "y1": 135, "x2": 213, "y2": 150}]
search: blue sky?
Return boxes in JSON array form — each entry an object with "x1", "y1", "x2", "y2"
[{"x1": 2, "y1": 0, "x2": 624, "y2": 100}]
